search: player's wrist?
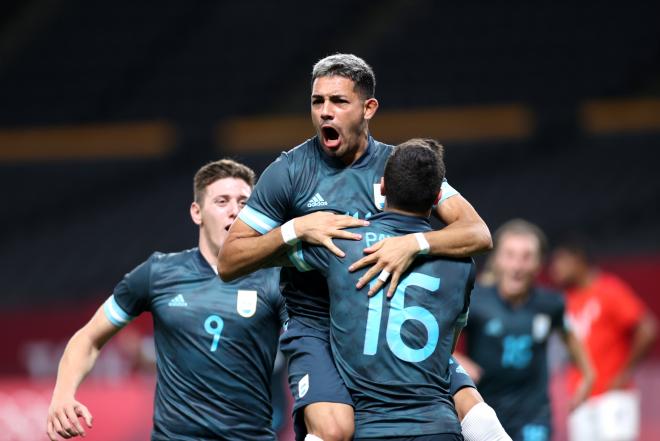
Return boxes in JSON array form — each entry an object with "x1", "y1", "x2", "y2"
[
  {"x1": 281, "y1": 219, "x2": 300, "y2": 245},
  {"x1": 414, "y1": 232, "x2": 430, "y2": 255}
]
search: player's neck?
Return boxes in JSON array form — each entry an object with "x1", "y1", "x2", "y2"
[
  {"x1": 576, "y1": 267, "x2": 599, "y2": 289},
  {"x1": 340, "y1": 133, "x2": 370, "y2": 166},
  {"x1": 385, "y1": 205, "x2": 432, "y2": 218},
  {"x1": 198, "y1": 237, "x2": 219, "y2": 270},
  {"x1": 498, "y1": 286, "x2": 531, "y2": 307}
]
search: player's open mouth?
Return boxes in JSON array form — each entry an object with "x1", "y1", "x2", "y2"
[{"x1": 321, "y1": 126, "x2": 341, "y2": 149}]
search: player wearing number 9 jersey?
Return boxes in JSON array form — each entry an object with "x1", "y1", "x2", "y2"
[
  {"x1": 286, "y1": 140, "x2": 475, "y2": 440},
  {"x1": 46, "y1": 160, "x2": 286, "y2": 441}
]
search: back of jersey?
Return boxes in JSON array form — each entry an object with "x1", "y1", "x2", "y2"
[{"x1": 291, "y1": 212, "x2": 474, "y2": 438}]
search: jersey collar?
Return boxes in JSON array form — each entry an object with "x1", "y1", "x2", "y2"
[{"x1": 194, "y1": 248, "x2": 218, "y2": 276}]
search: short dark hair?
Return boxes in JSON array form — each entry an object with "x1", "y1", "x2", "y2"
[
  {"x1": 312, "y1": 53, "x2": 376, "y2": 99},
  {"x1": 384, "y1": 138, "x2": 445, "y2": 214},
  {"x1": 193, "y1": 159, "x2": 256, "y2": 204},
  {"x1": 494, "y1": 219, "x2": 548, "y2": 258},
  {"x1": 554, "y1": 233, "x2": 594, "y2": 264}
]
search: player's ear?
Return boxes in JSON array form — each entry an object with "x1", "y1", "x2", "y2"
[
  {"x1": 190, "y1": 202, "x2": 202, "y2": 226},
  {"x1": 434, "y1": 190, "x2": 442, "y2": 205},
  {"x1": 380, "y1": 177, "x2": 386, "y2": 196},
  {"x1": 363, "y1": 97, "x2": 379, "y2": 121}
]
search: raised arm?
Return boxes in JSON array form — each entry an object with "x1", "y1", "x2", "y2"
[
  {"x1": 218, "y1": 212, "x2": 367, "y2": 281},
  {"x1": 47, "y1": 307, "x2": 121, "y2": 440},
  {"x1": 351, "y1": 193, "x2": 492, "y2": 297},
  {"x1": 429, "y1": 194, "x2": 492, "y2": 256}
]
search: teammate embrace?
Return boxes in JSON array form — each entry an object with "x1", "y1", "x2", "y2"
[{"x1": 48, "y1": 54, "x2": 511, "y2": 441}]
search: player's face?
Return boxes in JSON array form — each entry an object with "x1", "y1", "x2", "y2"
[
  {"x1": 311, "y1": 75, "x2": 378, "y2": 165},
  {"x1": 493, "y1": 232, "x2": 542, "y2": 297},
  {"x1": 548, "y1": 249, "x2": 581, "y2": 288},
  {"x1": 194, "y1": 177, "x2": 251, "y2": 254}
]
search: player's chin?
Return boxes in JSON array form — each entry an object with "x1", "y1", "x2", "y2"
[{"x1": 320, "y1": 142, "x2": 343, "y2": 156}]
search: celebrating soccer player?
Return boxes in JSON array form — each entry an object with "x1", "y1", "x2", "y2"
[
  {"x1": 282, "y1": 138, "x2": 490, "y2": 440},
  {"x1": 455, "y1": 220, "x2": 594, "y2": 441},
  {"x1": 47, "y1": 160, "x2": 286, "y2": 440},
  {"x1": 220, "y1": 54, "x2": 504, "y2": 441}
]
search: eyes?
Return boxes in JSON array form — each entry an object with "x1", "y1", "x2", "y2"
[
  {"x1": 214, "y1": 198, "x2": 247, "y2": 208},
  {"x1": 311, "y1": 96, "x2": 349, "y2": 105}
]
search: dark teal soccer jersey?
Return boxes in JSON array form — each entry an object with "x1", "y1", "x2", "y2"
[
  {"x1": 465, "y1": 285, "x2": 567, "y2": 441},
  {"x1": 287, "y1": 212, "x2": 475, "y2": 438},
  {"x1": 102, "y1": 248, "x2": 286, "y2": 441},
  {"x1": 239, "y1": 136, "x2": 458, "y2": 333}
]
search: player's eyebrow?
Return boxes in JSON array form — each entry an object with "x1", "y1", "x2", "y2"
[
  {"x1": 311, "y1": 93, "x2": 348, "y2": 99},
  {"x1": 214, "y1": 194, "x2": 248, "y2": 200}
]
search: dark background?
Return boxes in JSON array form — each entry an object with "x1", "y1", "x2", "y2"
[{"x1": 0, "y1": 1, "x2": 659, "y2": 439}]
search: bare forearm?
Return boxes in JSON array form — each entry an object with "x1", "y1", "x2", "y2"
[
  {"x1": 620, "y1": 314, "x2": 657, "y2": 374},
  {"x1": 432, "y1": 194, "x2": 492, "y2": 257},
  {"x1": 52, "y1": 332, "x2": 101, "y2": 398},
  {"x1": 426, "y1": 220, "x2": 492, "y2": 258},
  {"x1": 565, "y1": 331, "x2": 594, "y2": 383},
  {"x1": 219, "y1": 227, "x2": 288, "y2": 281}
]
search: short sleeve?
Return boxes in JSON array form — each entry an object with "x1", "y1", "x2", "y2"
[
  {"x1": 438, "y1": 178, "x2": 460, "y2": 205},
  {"x1": 287, "y1": 242, "x2": 330, "y2": 277},
  {"x1": 103, "y1": 255, "x2": 154, "y2": 328},
  {"x1": 608, "y1": 277, "x2": 645, "y2": 331},
  {"x1": 238, "y1": 154, "x2": 293, "y2": 234}
]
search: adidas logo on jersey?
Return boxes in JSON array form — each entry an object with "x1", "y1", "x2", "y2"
[
  {"x1": 306, "y1": 193, "x2": 328, "y2": 208},
  {"x1": 168, "y1": 294, "x2": 188, "y2": 307}
]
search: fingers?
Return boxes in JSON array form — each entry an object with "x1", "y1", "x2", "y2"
[
  {"x1": 64, "y1": 405, "x2": 85, "y2": 437},
  {"x1": 51, "y1": 411, "x2": 72, "y2": 439},
  {"x1": 362, "y1": 240, "x2": 384, "y2": 254},
  {"x1": 334, "y1": 215, "x2": 369, "y2": 228},
  {"x1": 331, "y1": 230, "x2": 363, "y2": 241},
  {"x1": 355, "y1": 260, "x2": 383, "y2": 290},
  {"x1": 75, "y1": 403, "x2": 93, "y2": 428},
  {"x1": 322, "y1": 239, "x2": 345, "y2": 258},
  {"x1": 47, "y1": 420, "x2": 58, "y2": 441},
  {"x1": 386, "y1": 271, "x2": 402, "y2": 299},
  {"x1": 348, "y1": 254, "x2": 378, "y2": 275}
]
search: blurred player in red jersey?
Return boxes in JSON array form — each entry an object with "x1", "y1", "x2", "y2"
[{"x1": 550, "y1": 237, "x2": 658, "y2": 441}]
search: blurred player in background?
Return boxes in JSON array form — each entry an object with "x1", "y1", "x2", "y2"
[
  {"x1": 550, "y1": 237, "x2": 658, "y2": 441},
  {"x1": 219, "y1": 54, "x2": 495, "y2": 441},
  {"x1": 455, "y1": 220, "x2": 594, "y2": 441},
  {"x1": 47, "y1": 160, "x2": 286, "y2": 441},
  {"x1": 284, "y1": 139, "x2": 510, "y2": 440}
]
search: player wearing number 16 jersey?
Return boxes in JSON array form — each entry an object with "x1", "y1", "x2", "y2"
[
  {"x1": 47, "y1": 160, "x2": 286, "y2": 441},
  {"x1": 286, "y1": 140, "x2": 475, "y2": 440}
]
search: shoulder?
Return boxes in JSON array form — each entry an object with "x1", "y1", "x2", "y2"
[
  {"x1": 597, "y1": 272, "x2": 637, "y2": 296},
  {"x1": 146, "y1": 248, "x2": 199, "y2": 277},
  {"x1": 149, "y1": 248, "x2": 195, "y2": 266},
  {"x1": 284, "y1": 137, "x2": 318, "y2": 161},
  {"x1": 470, "y1": 284, "x2": 498, "y2": 307},
  {"x1": 372, "y1": 139, "x2": 394, "y2": 158}
]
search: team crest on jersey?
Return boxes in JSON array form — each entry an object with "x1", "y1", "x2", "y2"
[
  {"x1": 485, "y1": 318, "x2": 503, "y2": 337},
  {"x1": 373, "y1": 183, "x2": 385, "y2": 211},
  {"x1": 236, "y1": 290, "x2": 257, "y2": 318},
  {"x1": 532, "y1": 314, "x2": 551, "y2": 342}
]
